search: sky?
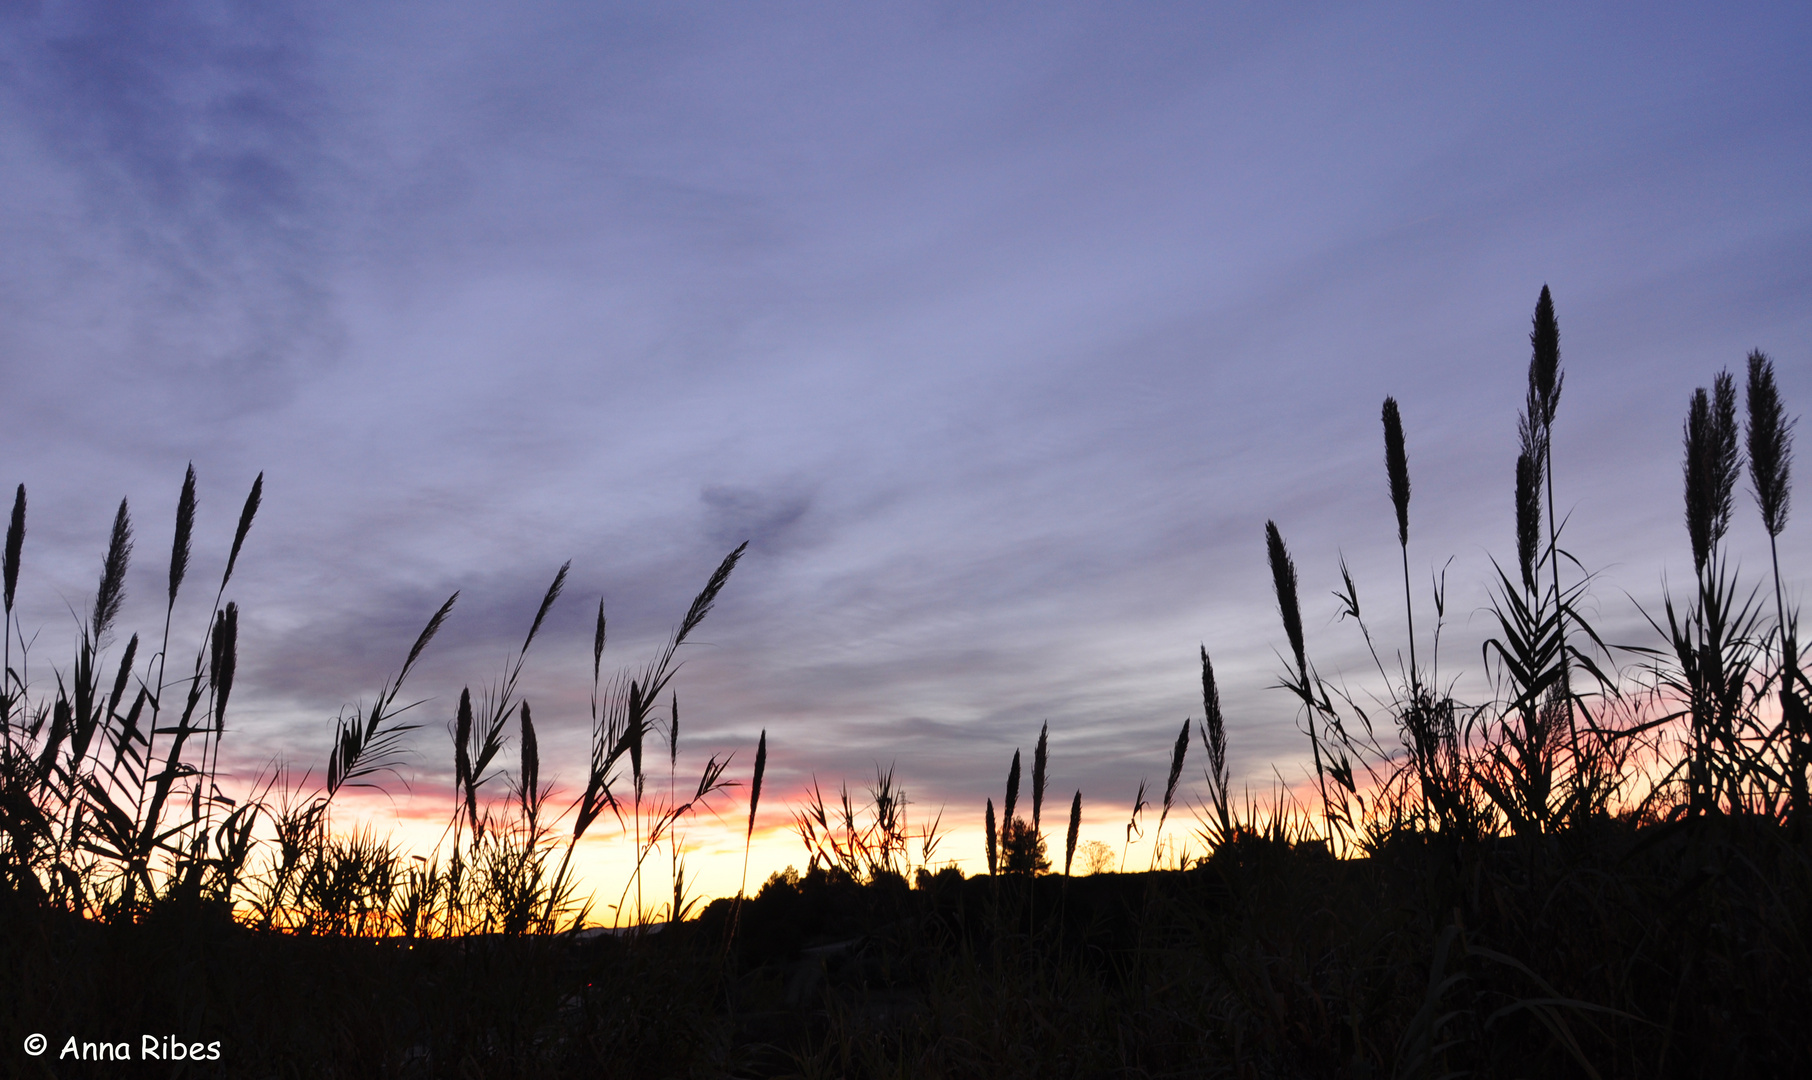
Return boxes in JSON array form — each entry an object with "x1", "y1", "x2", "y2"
[{"x1": 2, "y1": 2, "x2": 1810, "y2": 907}]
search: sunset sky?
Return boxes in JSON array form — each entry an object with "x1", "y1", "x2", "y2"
[{"x1": 2, "y1": 3, "x2": 1808, "y2": 903}]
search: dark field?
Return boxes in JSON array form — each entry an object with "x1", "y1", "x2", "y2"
[{"x1": 7, "y1": 821, "x2": 1809, "y2": 1078}]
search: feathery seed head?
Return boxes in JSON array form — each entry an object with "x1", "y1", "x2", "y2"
[
  {"x1": 747, "y1": 729, "x2": 767, "y2": 840},
  {"x1": 401, "y1": 593, "x2": 457, "y2": 683},
  {"x1": 222, "y1": 473, "x2": 261, "y2": 591},
  {"x1": 523, "y1": 561, "x2": 569, "y2": 653},
  {"x1": 108, "y1": 634, "x2": 139, "y2": 720},
  {"x1": 1065, "y1": 790, "x2": 1081, "y2": 876},
  {"x1": 1383, "y1": 397, "x2": 1410, "y2": 548},
  {"x1": 520, "y1": 701, "x2": 539, "y2": 818},
  {"x1": 169, "y1": 465, "x2": 196, "y2": 608},
  {"x1": 1162, "y1": 716, "x2": 1189, "y2": 817},
  {"x1": 210, "y1": 602, "x2": 237, "y2": 731},
  {"x1": 1201, "y1": 645, "x2": 1229, "y2": 799},
  {"x1": 1686, "y1": 387, "x2": 1712, "y2": 569},
  {"x1": 1265, "y1": 520, "x2": 1306, "y2": 678},
  {"x1": 5, "y1": 484, "x2": 24, "y2": 615},
  {"x1": 93, "y1": 498, "x2": 133, "y2": 644},
  {"x1": 454, "y1": 688, "x2": 473, "y2": 789},
  {"x1": 985, "y1": 798, "x2": 998, "y2": 876},
  {"x1": 1529, "y1": 285, "x2": 1562, "y2": 427},
  {"x1": 1747, "y1": 349, "x2": 1793, "y2": 538},
  {"x1": 676, "y1": 542, "x2": 747, "y2": 645},
  {"x1": 1032, "y1": 721, "x2": 1048, "y2": 834},
  {"x1": 592, "y1": 598, "x2": 607, "y2": 681},
  {"x1": 628, "y1": 679, "x2": 645, "y2": 785},
  {"x1": 1516, "y1": 451, "x2": 1541, "y2": 593},
  {"x1": 1004, "y1": 749, "x2": 1021, "y2": 833},
  {"x1": 1684, "y1": 372, "x2": 1743, "y2": 572}
]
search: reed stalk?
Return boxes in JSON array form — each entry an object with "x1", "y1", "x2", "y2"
[
  {"x1": 1383, "y1": 396, "x2": 1417, "y2": 690},
  {"x1": 1516, "y1": 452, "x2": 1541, "y2": 596},
  {"x1": 1681, "y1": 371, "x2": 1745, "y2": 815},
  {"x1": 984, "y1": 796, "x2": 997, "y2": 876},
  {"x1": 1266, "y1": 520, "x2": 1354, "y2": 844},
  {"x1": 1064, "y1": 789, "x2": 1080, "y2": 876},
  {"x1": 1199, "y1": 645, "x2": 1232, "y2": 844},
  {"x1": 1149, "y1": 716, "x2": 1188, "y2": 870},
  {"x1": 1745, "y1": 350, "x2": 1804, "y2": 830},
  {"x1": 2, "y1": 484, "x2": 22, "y2": 735},
  {"x1": 1031, "y1": 720, "x2": 1048, "y2": 843},
  {"x1": 1120, "y1": 779, "x2": 1145, "y2": 872},
  {"x1": 1003, "y1": 748, "x2": 1020, "y2": 840},
  {"x1": 730, "y1": 728, "x2": 766, "y2": 944},
  {"x1": 1524, "y1": 287, "x2": 1580, "y2": 765}
]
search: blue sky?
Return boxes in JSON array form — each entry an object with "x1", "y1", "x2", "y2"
[{"x1": 2, "y1": 2, "x2": 1808, "y2": 889}]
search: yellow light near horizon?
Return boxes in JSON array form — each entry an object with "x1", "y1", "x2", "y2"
[{"x1": 317, "y1": 782, "x2": 1204, "y2": 931}]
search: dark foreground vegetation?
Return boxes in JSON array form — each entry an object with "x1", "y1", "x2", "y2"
[
  {"x1": 3, "y1": 286, "x2": 1809, "y2": 1076},
  {"x1": 7, "y1": 829, "x2": 1809, "y2": 1077}
]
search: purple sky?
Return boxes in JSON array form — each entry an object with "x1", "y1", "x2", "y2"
[{"x1": 3, "y1": 3, "x2": 1809, "y2": 888}]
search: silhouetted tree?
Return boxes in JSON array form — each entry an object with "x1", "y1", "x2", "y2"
[{"x1": 1001, "y1": 817, "x2": 1048, "y2": 874}]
